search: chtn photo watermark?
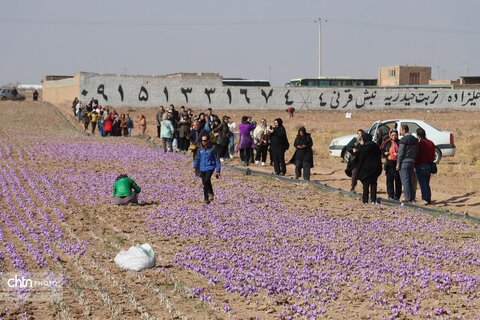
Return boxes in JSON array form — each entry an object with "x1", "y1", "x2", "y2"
[{"x1": 0, "y1": 272, "x2": 64, "y2": 301}]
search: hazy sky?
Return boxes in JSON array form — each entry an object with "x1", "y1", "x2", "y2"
[{"x1": 1, "y1": 0, "x2": 479, "y2": 86}]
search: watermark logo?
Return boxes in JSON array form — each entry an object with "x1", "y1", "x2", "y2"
[{"x1": 0, "y1": 272, "x2": 64, "y2": 301}]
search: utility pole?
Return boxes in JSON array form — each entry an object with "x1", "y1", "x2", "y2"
[{"x1": 314, "y1": 18, "x2": 323, "y2": 78}]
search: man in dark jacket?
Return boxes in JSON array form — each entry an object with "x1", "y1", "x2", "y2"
[
  {"x1": 396, "y1": 124, "x2": 419, "y2": 203},
  {"x1": 415, "y1": 128, "x2": 435, "y2": 205},
  {"x1": 269, "y1": 118, "x2": 289, "y2": 176},
  {"x1": 356, "y1": 133, "x2": 382, "y2": 204},
  {"x1": 188, "y1": 120, "x2": 208, "y2": 161}
]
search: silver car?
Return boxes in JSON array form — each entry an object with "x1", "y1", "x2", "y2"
[{"x1": 0, "y1": 87, "x2": 26, "y2": 101}]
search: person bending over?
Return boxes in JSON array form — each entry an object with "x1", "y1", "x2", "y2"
[{"x1": 113, "y1": 174, "x2": 141, "y2": 205}]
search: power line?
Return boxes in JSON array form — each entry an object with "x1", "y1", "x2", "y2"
[
  {"x1": 328, "y1": 18, "x2": 480, "y2": 35},
  {"x1": 0, "y1": 17, "x2": 310, "y2": 27},
  {"x1": 1, "y1": 16, "x2": 478, "y2": 35}
]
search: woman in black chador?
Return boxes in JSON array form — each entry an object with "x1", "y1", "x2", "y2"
[
  {"x1": 293, "y1": 127, "x2": 313, "y2": 180},
  {"x1": 269, "y1": 118, "x2": 289, "y2": 176}
]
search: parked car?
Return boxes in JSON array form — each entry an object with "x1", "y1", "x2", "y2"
[
  {"x1": 329, "y1": 119, "x2": 455, "y2": 163},
  {"x1": 0, "y1": 87, "x2": 26, "y2": 101}
]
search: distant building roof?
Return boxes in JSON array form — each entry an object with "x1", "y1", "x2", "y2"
[{"x1": 460, "y1": 76, "x2": 480, "y2": 84}]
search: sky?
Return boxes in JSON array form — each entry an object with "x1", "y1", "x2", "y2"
[{"x1": 1, "y1": 0, "x2": 479, "y2": 86}]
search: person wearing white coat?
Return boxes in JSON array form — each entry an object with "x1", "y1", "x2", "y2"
[{"x1": 160, "y1": 112, "x2": 175, "y2": 152}]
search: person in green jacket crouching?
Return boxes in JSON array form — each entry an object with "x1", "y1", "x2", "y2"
[{"x1": 113, "y1": 174, "x2": 141, "y2": 205}]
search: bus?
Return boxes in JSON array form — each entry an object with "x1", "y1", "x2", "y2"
[
  {"x1": 286, "y1": 77, "x2": 377, "y2": 87},
  {"x1": 222, "y1": 78, "x2": 270, "y2": 87}
]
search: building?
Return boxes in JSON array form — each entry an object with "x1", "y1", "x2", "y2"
[
  {"x1": 378, "y1": 65, "x2": 432, "y2": 87},
  {"x1": 287, "y1": 77, "x2": 377, "y2": 87}
]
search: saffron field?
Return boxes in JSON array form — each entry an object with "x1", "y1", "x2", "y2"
[{"x1": 0, "y1": 101, "x2": 479, "y2": 319}]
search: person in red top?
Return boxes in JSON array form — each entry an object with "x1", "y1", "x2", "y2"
[
  {"x1": 285, "y1": 107, "x2": 295, "y2": 117},
  {"x1": 415, "y1": 127, "x2": 435, "y2": 205},
  {"x1": 381, "y1": 129, "x2": 402, "y2": 200},
  {"x1": 103, "y1": 113, "x2": 113, "y2": 136}
]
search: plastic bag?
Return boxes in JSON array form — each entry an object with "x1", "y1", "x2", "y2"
[{"x1": 114, "y1": 243, "x2": 156, "y2": 271}]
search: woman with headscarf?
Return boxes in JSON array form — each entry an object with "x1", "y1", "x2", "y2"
[
  {"x1": 380, "y1": 129, "x2": 402, "y2": 200},
  {"x1": 237, "y1": 116, "x2": 256, "y2": 166},
  {"x1": 356, "y1": 132, "x2": 382, "y2": 204},
  {"x1": 293, "y1": 127, "x2": 313, "y2": 180},
  {"x1": 269, "y1": 118, "x2": 289, "y2": 176},
  {"x1": 212, "y1": 115, "x2": 231, "y2": 161},
  {"x1": 138, "y1": 115, "x2": 147, "y2": 136},
  {"x1": 160, "y1": 112, "x2": 175, "y2": 152},
  {"x1": 120, "y1": 113, "x2": 128, "y2": 137}
]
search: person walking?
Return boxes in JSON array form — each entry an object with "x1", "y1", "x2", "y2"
[
  {"x1": 381, "y1": 129, "x2": 402, "y2": 200},
  {"x1": 396, "y1": 124, "x2": 419, "y2": 203},
  {"x1": 193, "y1": 135, "x2": 221, "y2": 204},
  {"x1": 72, "y1": 97, "x2": 79, "y2": 117},
  {"x1": 415, "y1": 128, "x2": 435, "y2": 205},
  {"x1": 83, "y1": 110, "x2": 90, "y2": 131},
  {"x1": 293, "y1": 127, "x2": 313, "y2": 180},
  {"x1": 269, "y1": 118, "x2": 289, "y2": 176},
  {"x1": 356, "y1": 133, "x2": 382, "y2": 204},
  {"x1": 90, "y1": 110, "x2": 99, "y2": 135},
  {"x1": 237, "y1": 116, "x2": 256, "y2": 166},
  {"x1": 75, "y1": 101, "x2": 83, "y2": 122}
]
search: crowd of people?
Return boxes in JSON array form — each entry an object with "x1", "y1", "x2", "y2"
[
  {"x1": 72, "y1": 97, "x2": 137, "y2": 137},
  {"x1": 99, "y1": 100, "x2": 435, "y2": 206},
  {"x1": 345, "y1": 124, "x2": 436, "y2": 205},
  {"x1": 106, "y1": 104, "x2": 316, "y2": 205}
]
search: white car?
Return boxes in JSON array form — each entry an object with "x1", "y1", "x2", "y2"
[{"x1": 329, "y1": 119, "x2": 455, "y2": 163}]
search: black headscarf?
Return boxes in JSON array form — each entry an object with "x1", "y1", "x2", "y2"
[{"x1": 362, "y1": 132, "x2": 373, "y2": 143}]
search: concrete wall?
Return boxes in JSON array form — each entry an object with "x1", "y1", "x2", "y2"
[
  {"x1": 42, "y1": 74, "x2": 80, "y2": 106},
  {"x1": 43, "y1": 72, "x2": 480, "y2": 110}
]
